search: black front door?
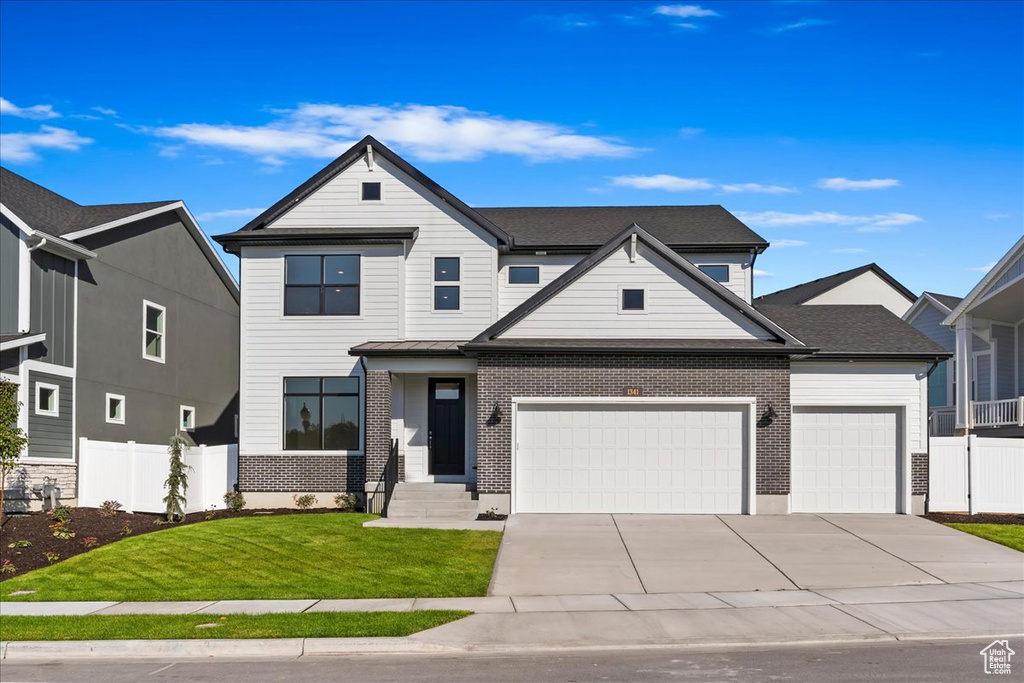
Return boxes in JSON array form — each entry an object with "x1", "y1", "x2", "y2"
[{"x1": 428, "y1": 378, "x2": 466, "y2": 476}]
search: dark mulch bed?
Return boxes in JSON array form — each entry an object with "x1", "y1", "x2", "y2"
[
  {"x1": 1, "y1": 507, "x2": 344, "y2": 579},
  {"x1": 925, "y1": 512, "x2": 1024, "y2": 526}
]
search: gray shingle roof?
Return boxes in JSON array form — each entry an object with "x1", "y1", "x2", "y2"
[
  {"x1": 1, "y1": 167, "x2": 175, "y2": 237},
  {"x1": 924, "y1": 292, "x2": 963, "y2": 311},
  {"x1": 756, "y1": 304, "x2": 951, "y2": 359},
  {"x1": 754, "y1": 263, "x2": 917, "y2": 306},
  {"x1": 476, "y1": 205, "x2": 768, "y2": 250}
]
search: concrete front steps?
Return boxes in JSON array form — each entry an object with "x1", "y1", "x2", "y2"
[{"x1": 386, "y1": 482, "x2": 478, "y2": 520}]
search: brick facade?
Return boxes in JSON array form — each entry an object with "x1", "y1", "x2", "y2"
[
  {"x1": 238, "y1": 454, "x2": 363, "y2": 492},
  {"x1": 364, "y1": 369, "x2": 393, "y2": 486},
  {"x1": 911, "y1": 452, "x2": 928, "y2": 497},
  {"x1": 475, "y1": 353, "x2": 791, "y2": 496}
]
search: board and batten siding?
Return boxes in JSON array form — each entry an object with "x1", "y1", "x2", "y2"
[
  {"x1": 790, "y1": 361, "x2": 927, "y2": 453},
  {"x1": 29, "y1": 249, "x2": 75, "y2": 367},
  {"x1": 0, "y1": 217, "x2": 20, "y2": 334},
  {"x1": 27, "y1": 370, "x2": 74, "y2": 460},
  {"x1": 239, "y1": 245, "x2": 401, "y2": 454},
  {"x1": 267, "y1": 153, "x2": 499, "y2": 340},
  {"x1": 501, "y1": 244, "x2": 771, "y2": 340}
]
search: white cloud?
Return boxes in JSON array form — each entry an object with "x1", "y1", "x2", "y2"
[
  {"x1": 753, "y1": 269, "x2": 774, "y2": 278},
  {"x1": 969, "y1": 262, "x2": 997, "y2": 273},
  {"x1": 678, "y1": 127, "x2": 704, "y2": 138},
  {"x1": 817, "y1": 177, "x2": 900, "y2": 191},
  {"x1": 832, "y1": 247, "x2": 868, "y2": 254},
  {"x1": 772, "y1": 18, "x2": 832, "y2": 32},
  {"x1": 985, "y1": 212, "x2": 1011, "y2": 220},
  {"x1": 735, "y1": 210, "x2": 922, "y2": 232},
  {"x1": 0, "y1": 126, "x2": 93, "y2": 162},
  {"x1": 771, "y1": 239, "x2": 808, "y2": 248},
  {"x1": 0, "y1": 97, "x2": 60, "y2": 120},
  {"x1": 196, "y1": 207, "x2": 266, "y2": 222},
  {"x1": 654, "y1": 5, "x2": 719, "y2": 18},
  {"x1": 91, "y1": 106, "x2": 118, "y2": 117},
  {"x1": 675, "y1": 22, "x2": 700, "y2": 29},
  {"x1": 609, "y1": 174, "x2": 714, "y2": 191},
  {"x1": 146, "y1": 103, "x2": 640, "y2": 165},
  {"x1": 719, "y1": 182, "x2": 797, "y2": 194}
]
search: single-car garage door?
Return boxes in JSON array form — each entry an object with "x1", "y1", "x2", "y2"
[
  {"x1": 791, "y1": 407, "x2": 900, "y2": 513},
  {"x1": 514, "y1": 402, "x2": 748, "y2": 514}
]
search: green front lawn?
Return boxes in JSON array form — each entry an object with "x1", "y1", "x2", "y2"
[
  {"x1": 946, "y1": 523, "x2": 1024, "y2": 552},
  {"x1": 0, "y1": 610, "x2": 470, "y2": 641},
  {"x1": 1, "y1": 514, "x2": 501, "y2": 602}
]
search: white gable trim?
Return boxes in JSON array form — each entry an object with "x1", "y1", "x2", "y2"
[
  {"x1": 944, "y1": 234, "x2": 1024, "y2": 325},
  {"x1": 902, "y1": 292, "x2": 953, "y2": 324}
]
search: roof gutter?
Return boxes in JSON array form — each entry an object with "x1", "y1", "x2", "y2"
[{"x1": 459, "y1": 343, "x2": 817, "y2": 357}]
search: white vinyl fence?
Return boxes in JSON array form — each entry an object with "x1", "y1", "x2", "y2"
[
  {"x1": 78, "y1": 438, "x2": 238, "y2": 514},
  {"x1": 929, "y1": 435, "x2": 1024, "y2": 513}
]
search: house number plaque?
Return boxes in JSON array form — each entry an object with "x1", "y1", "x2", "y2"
[{"x1": 624, "y1": 387, "x2": 642, "y2": 397}]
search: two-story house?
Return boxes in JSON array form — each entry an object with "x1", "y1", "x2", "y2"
[
  {"x1": 215, "y1": 136, "x2": 948, "y2": 518},
  {"x1": 0, "y1": 168, "x2": 240, "y2": 509},
  {"x1": 906, "y1": 234, "x2": 1024, "y2": 437}
]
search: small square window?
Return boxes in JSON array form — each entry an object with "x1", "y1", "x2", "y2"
[
  {"x1": 434, "y1": 257, "x2": 460, "y2": 282},
  {"x1": 361, "y1": 182, "x2": 382, "y2": 201},
  {"x1": 106, "y1": 394, "x2": 125, "y2": 425},
  {"x1": 508, "y1": 266, "x2": 540, "y2": 284},
  {"x1": 698, "y1": 264, "x2": 730, "y2": 283},
  {"x1": 434, "y1": 286, "x2": 460, "y2": 310},
  {"x1": 36, "y1": 383, "x2": 59, "y2": 416},
  {"x1": 621, "y1": 289, "x2": 645, "y2": 311},
  {"x1": 180, "y1": 405, "x2": 195, "y2": 431}
]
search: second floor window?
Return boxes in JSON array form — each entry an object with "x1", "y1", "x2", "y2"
[
  {"x1": 285, "y1": 255, "x2": 360, "y2": 316},
  {"x1": 698, "y1": 264, "x2": 730, "y2": 283},
  {"x1": 433, "y1": 256, "x2": 460, "y2": 311},
  {"x1": 143, "y1": 301, "x2": 166, "y2": 362}
]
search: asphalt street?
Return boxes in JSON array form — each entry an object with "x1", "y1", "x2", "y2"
[{"x1": 1, "y1": 638, "x2": 1014, "y2": 682}]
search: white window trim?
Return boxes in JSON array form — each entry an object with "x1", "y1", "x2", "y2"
[
  {"x1": 142, "y1": 300, "x2": 167, "y2": 364},
  {"x1": 698, "y1": 263, "x2": 731, "y2": 284},
  {"x1": 618, "y1": 286, "x2": 647, "y2": 314},
  {"x1": 507, "y1": 265, "x2": 541, "y2": 286},
  {"x1": 106, "y1": 393, "x2": 126, "y2": 425},
  {"x1": 433, "y1": 255, "x2": 463, "y2": 313},
  {"x1": 358, "y1": 180, "x2": 385, "y2": 204},
  {"x1": 35, "y1": 381, "x2": 59, "y2": 417},
  {"x1": 180, "y1": 404, "x2": 196, "y2": 432}
]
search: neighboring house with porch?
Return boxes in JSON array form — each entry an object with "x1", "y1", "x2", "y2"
[
  {"x1": 0, "y1": 168, "x2": 240, "y2": 509},
  {"x1": 753, "y1": 263, "x2": 918, "y2": 317},
  {"x1": 927, "y1": 235, "x2": 1024, "y2": 438},
  {"x1": 215, "y1": 136, "x2": 948, "y2": 519}
]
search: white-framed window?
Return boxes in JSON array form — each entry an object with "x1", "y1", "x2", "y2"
[
  {"x1": 619, "y1": 287, "x2": 646, "y2": 313},
  {"x1": 106, "y1": 393, "x2": 126, "y2": 425},
  {"x1": 360, "y1": 181, "x2": 382, "y2": 202},
  {"x1": 143, "y1": 300, "x2": 166, "y2": 363},
  {"x1": 180, "y1": 405, "x2": 196, "y2": 432},
  {"x1": 508, "y1": 265, "x2": 540, "y2": 285},
  {"x1": 35, "y1": 382, "x2": 59, "y2": 417},
  {"x1": 433, "y1": 256, "x2": 461, "y2": 311},
  {"x1": 698, "y1": 264, "x2": 730, "y2": 283}
]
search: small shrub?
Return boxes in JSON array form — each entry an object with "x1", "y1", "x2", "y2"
[
  {"x1": 44, "y1": 552, "x2": 60, "y2": 563},
  {"x1": 119, "y1": 520, "x2": 133, "y2": 537},
  {"x1": 82, "y1": 536, "x2": 99, "y2": 548},
  {"x1": 223, "y1": 491, "x2": 246, "y2": 512},
  {"x1": 333, "y1": 493, "x2": 358, "y2": 512},
  {"x1": 49, "y1": 520, "x2": 75, "y2": 540},
  {"x1": 0, "y1": 559, "x2": 17, "y2": 575},
  {"x1": 478, "y1": 507, "x2": 505, "y2": 521},
  {"x1": 205, "y1": 507, "x2": 216, "y2": 521},
  {"x1": 7, "y1": 539, "x2": 32, "y2": 548},
  {"x1": 49, "y1": 505, "x2": 72, "y2": 523},
  {"x1": 293, "y1": 493, "x2": 318, "y2": 510},
  {"x1": 97, "y1": 500, "x2": 122, "y2": 518}
]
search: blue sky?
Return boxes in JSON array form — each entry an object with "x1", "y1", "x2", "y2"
[{"x1": 1, "y1": 1, "x2": 1021, "y2": 296}]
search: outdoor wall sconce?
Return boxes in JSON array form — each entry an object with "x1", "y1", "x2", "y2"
[
  {"x1": 761, "y1": 402, "x2": 778, "y2": 424},
  {"x1": 488, "y1": 402, "x2": 503, "y2": 425}
]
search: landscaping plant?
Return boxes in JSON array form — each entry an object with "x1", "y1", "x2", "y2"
[
  {"x1": 223, "y1": 491, "x2": 246, "y2": 512},
  {"x1": 0, "y1": 558, "x2": 16, "y2": 575},
  {"x1": 97, "y1": 500, "x2": 122, "y2": 518},
  {"x1": 293, "y1": 493, "x2": 318, "y2": 510},
  {"x1": 164, "y1": 434, "x2": 192, "y2": 522},
  {"x1": 334, "y1": 493, "x2": 357, "y2": 512},
  {"x1": 0, "y1": 378, "x2": 29, "y2": 518}
]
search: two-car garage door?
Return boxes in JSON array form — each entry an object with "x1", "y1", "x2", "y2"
[{"x1": 514, "y1": 403, "x2": 748, "y2": 514}]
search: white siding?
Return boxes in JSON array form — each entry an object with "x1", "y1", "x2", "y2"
[
  {"x1": 239, "y1": 245, "x2": 401, "y2": 454},
  {"x1": 396, "y1": 373, "x2": 477, "y2": 483},
  {"x1": 790, "y1": 361, "x2": 927, "y2": 452},
  {"x1": 679, "y1": 252, "x2": 752, "y2": 302},
  {"x1": 805, "y1": 271, "x2": 913, "y2": 316},
  {"x1": 269, "y1": 154, "x2": 499, "y2": 340},
  {"x1": 497, "y1": 255, "x2": 581, "y2": 317},
  {"x1": 501, "y1": 244, "x2": 771, "y2": 340}
]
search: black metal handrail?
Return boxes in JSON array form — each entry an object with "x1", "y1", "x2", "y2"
[{"x1": 366, "y1": 438, "x2": 399, "y2": 517}]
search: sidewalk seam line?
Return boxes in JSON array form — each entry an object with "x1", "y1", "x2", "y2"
[
  {"x1": 301, "y1": 600, "x2": 319, "y2": 614},
  {"x1": 610, "y1": 594, "x2": 632, "y2": 611},
  {"x1": 826, "y1": 603, "x2": 894, "y2": 636},
  {"x1": 611, "y1": 515, "x2": 649, "y2": 594},
  {"x1": 714, "y1": 515, "x2": 801, "y2": 590},
  {"x1": 813, "y1": 515, "x2": 948, "y2": 584}
]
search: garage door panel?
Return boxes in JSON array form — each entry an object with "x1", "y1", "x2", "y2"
[
  {"x1": 515, "y1": 403, "x2": 747, "y2": 514},
  {"x1": 792, "y1": 407, "x2": 899, "y2": 513}
]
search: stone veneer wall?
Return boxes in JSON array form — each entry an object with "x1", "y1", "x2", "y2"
[
  {"x1": 5, "y1": 462, "x2": 77, "y2": 508},
  {"x1": 475, "y1": 354, "x2": 791, "y2": 496}
]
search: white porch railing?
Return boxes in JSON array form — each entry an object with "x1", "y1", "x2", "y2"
[
  {"x1": 972, "y1": 397, "x2": 1024, "y2": 428},
  {"x1": 929, "y1": 406, "x2": 956, "y2": 436}
]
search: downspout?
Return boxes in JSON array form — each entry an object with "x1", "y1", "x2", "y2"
[
  {"x1": 923, "y1": 359, "x2": 941, "y2": 515},
  {"x1": 27, "y1": 237, "x2": 48, "y2": 252},
  {"x1": 750, "y1": 248, "x2": 759, "y2": 300}
]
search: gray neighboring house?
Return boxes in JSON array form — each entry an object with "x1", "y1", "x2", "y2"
[{"x1": 0, "y1": 167, "x2": 239, "y2": 509}]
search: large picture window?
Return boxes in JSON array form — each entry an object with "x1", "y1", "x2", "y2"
[
  {"x1": 285, "y1": 255, "x2": 360, "y2": 316},
  {"x1": 283, "y1": 377, "x2": 360, "y2": 451}
]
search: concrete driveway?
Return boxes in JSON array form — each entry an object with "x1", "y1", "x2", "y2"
[{"x1": 489, "y1": 514, "x2": 1024, "y2": 596}]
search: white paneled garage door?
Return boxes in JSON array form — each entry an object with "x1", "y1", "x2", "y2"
[
  {"x1": 514, "y1": 402, "x2": 748, "y2": 514},
  {"x1": 791, "y1": 407, "x2": 900, "y2": 513}
]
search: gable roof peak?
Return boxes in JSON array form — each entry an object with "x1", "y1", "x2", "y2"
[{"x1": 755, "y1": 262, "x2": 916, "y2": 306}]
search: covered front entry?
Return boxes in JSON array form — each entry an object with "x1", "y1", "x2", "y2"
[{"x1": 513, "y1": 401, "x2": 752, "y2": 514}]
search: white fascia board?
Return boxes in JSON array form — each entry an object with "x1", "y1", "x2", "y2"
[
  {"x1": 903, "y1": 293, "x2": 951, "y2": 324},
  {"x1": 0, "y1": 332, "x2": 46, "y2": 351},
  {"x1": 0, "y1": 204, "x2": 97, "y2": 260},
  {"x1": 943, "y1": 234, "x2": 1024, "y2": 326},
  {"x1": 60, "y1": 201, "x2": 185, "y2": 240}
]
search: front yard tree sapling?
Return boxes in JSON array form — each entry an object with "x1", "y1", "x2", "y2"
[
  {"x1": 164, "y1": 434, "x2": 192, "y2": 522},
  {"x1": 0, "y1": 378, "x2": 29, "y2": 517}
]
